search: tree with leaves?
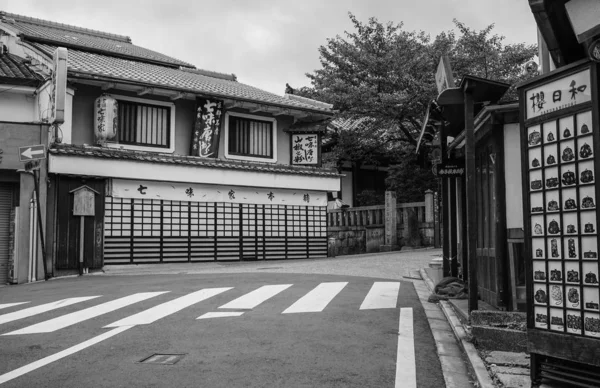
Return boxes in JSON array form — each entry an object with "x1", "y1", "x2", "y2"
[{"x1": 295, "y1": 13, "x2": 537, "y2": 201}]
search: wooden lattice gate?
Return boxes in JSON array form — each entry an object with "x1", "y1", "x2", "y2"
[{"x1": 103, "y1": 197, "x2": 328, "y2": 264}]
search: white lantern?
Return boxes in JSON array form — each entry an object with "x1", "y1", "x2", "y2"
[{"x1": 94, "y1": 94, "x2": 118, "y2": 145}]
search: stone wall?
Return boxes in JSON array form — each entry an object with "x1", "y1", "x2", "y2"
[
  {"x1": 327, "y1": 190, "x2": 439, "y2": 256},
  {"x1": 328, "y1": 227, "x2": 366, "y2": 256}
]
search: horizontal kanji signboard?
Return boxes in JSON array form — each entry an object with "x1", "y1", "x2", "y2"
[{"x1": 435, "y1": 160, "x2": 465, "y2": 177}]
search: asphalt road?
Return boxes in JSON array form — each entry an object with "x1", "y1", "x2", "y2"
[{"x1": 0, "y1": 271, "x2": 444, "y2": 388}]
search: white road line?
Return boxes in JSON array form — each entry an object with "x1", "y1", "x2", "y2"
[
  {"x1": 0, "y1": 325, "x2": 133, "y2": 385},
  {"x1": 3, "y1": 292, "x2": 169, "y2": 335},
  {"x1": 282, "y1": 282, "x2": 347, "y2": 314},
  {"x1": 197, "y1": 311, "x2": 244, "y2": 320},
  {"x1": 395, "y1": 307, "x2": 416, "y2": 388},
  {"x1": 218, "y1": 284, "x2": 292, "y2": 310},
  {"x1": 0, "y1": 297, "x2": 101, "y2": 325},
  {"x1": 359, "y1": 282, "x2": 401, "y2": 310},
  {"x1": 104, "y1": 287, "x2": 232, "y2": 327},
  {"x1": 0, "y1": 302, "x2": 29, "y2": 311}
]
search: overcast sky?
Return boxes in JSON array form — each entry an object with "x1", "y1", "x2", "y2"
[{"x1": 3, "y1": 0, "x2": 538, "y2": 95}]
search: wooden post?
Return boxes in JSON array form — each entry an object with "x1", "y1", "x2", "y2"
[
  {"x1": 450, "y1": 177, "x2": 458, "y2": 277},
  {"x1": 442, "y1": 178, "x2": 450, "y2": 276},
  {"x1": 465, "y1": 81, "x2": 478, "y2": 313},
  {"x1": 79, "y1": 216, "x2": 84, "y2": 275}
]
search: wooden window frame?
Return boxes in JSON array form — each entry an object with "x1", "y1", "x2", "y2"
[
  {"x1": 106, "y1": 94, "x2": 176, "y2": 153},
  {"x1": 224, "y1": 112, "x2": 277, "y2": 163}
]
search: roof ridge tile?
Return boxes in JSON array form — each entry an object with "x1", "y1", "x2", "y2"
[{"x1": 0, "y1": 11, "x2": 131, "y2": 43}]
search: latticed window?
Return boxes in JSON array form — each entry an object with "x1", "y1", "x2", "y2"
[
  {"x1": 117, "y1": 100, "x2": 171, "y2": 148},
  {"x1": 228, "y1": 116, "x2": 273, "y2": 158}
]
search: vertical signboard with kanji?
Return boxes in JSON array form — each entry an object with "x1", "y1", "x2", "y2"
[
  {"x1": 519, "y1": 61, "x2": 600, "y2": 379},
  {"x1": 191, "y1": 98, "x2": 224, "y2": 158},
  {"x1": 291, "y1": 133, "x2": 320, "y2": 166}
]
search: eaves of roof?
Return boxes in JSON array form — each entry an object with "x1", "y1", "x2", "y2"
[
  {"x1": 0, "y1": 11, "x2": 194, "y2": 68},
  {"x1": 30, "y1": 43, "x2": 333, "y2": 116},
  {"x1": 447, "y1": 103, "x2": 520, "y2": 151},
  {"x1": 49, "y1": 144, "x2": 342, "y2": 178},
  {"x1": 0, "y1": 52, "x2": 45, "y2": 86}
]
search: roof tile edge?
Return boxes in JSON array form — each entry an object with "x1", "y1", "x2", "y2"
[{"x1": 0, "y1": 11, "x2": 131, "y2": 43}]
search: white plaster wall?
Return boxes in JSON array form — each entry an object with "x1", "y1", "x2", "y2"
[
  {"x1": 0, "y1": 90, "x2": 36, "y2": 122},
  {"x1": 504, "y1": 123, "x2": 524, "y2": 229},
  {"x1": 49, "y1": 154, "x2": 341, "y2": 192},
  {"x1": 341, "y1": 170, "x2": 353, "y2": 206}
]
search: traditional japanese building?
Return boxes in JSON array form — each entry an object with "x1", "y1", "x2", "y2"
[
  {"x1": 0, "y1": 46, "x2": 48, "y2": 284},
  {"x1": 0, "y1": 11, "x2": 340, "y2": 280}
]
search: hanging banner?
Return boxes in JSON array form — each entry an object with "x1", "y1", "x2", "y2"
[
  {"x1": 191, "y1": 98, "x2": 224, "y2": 158},
  {"x1": 415, "y1": 101, "x2": 436, "y2": 154},
  {"x1": 435, "y1": 55, "x2": 455, "y2": 95},
  {"x1": 110, "y1": 179, "x2": 328, "y2": 207}
]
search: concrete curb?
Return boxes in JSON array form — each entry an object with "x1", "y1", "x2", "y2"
[{"x1": 420, "y1": 269, "x2": 496, "y2": 388}]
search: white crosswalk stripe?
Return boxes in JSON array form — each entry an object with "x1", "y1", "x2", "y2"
[
  {"x1": 0, "y1": 280, "x2": 402, "y2": 332},
  {"x1": 282, "y1": 282, "x2": 348, "y2": 314},
  {"x1": 104, "y1": 287, "x2": 232, "y2": 328},
  {"x1": 360, "y1": 282, "x2": 401, "y2": 310},
  {"x1": 0, "y1": 297, "x2": 101, "y2": 325},
  {"x1": 0, "y1": 302, "x2": 29, "y2": 310},
  {"x1": 3, "y1": 292, "x2": 169, "y2": 335},
  {"x1": 198, "y1": 312, "x2": 245, "y2": 320},
  {"x1": 218, "y1": 284, "x2": 292, "y2": 310}
]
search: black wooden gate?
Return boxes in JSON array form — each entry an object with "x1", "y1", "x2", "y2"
[{"x1": 104, "y1": 197, "x2": 327, "y2": 264}]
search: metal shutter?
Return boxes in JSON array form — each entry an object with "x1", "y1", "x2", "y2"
[{"x1": 0, "y1": 185, "x2": 14, "y2": 284}]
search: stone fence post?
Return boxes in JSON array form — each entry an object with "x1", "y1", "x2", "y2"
[
  {"x1": 425, "y1": 189, "x2": 434, "y2": 223},
  {"x1": 380, "y1": 191, "x2": 399, "y2": 251}
]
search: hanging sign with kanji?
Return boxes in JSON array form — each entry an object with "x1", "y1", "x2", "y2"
[
  {"x1": 435, "y1": 160, "x2": 465, "y2": 177},
  {"x1": 191, "y1": 98, "x2": 224, "y2": 158},
  {"x1": 291, "y1": 133, "x2": 319, "y2": 165},
  {"x1": 525, "y1": 69, "x2": 591, "y2": 119}
]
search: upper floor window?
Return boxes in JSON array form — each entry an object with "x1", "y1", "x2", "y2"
[
  {"x1": 107, "y1": 94, "x2": 176, "y2": 153},
  {"x1": 224, "y1": 112, "x2": 277, "y2": 162}
]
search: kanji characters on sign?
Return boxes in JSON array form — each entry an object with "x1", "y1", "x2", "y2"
[{"x1": 291, "y1": 134, "x2": 319, "y2": 165}]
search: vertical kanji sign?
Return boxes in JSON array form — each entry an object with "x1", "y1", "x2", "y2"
[
  {"x1": 291, "y1": 133, "x2": 319, "y2": 165},
  {"x1": 191, "y1": 98, "x2": 224, "y2": 158}
]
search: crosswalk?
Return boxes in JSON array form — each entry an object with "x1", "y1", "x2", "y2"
[
  {"x1": 0, "y1": 281, "x2": 406, "y2": 385},
  {"x1": 0, "y1": 281, "x2": 401, "y2": 336}
]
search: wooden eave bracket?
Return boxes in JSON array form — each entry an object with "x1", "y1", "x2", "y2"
[
  {"x1": 137, "y1": 87, "x2": 154, "y2": 96},
  {"x1": 170, "y1": 92, "x2": 186, "y2": 100},
  {"x1": 101, "y1": 82, "x2": 116, "y2": 91}
]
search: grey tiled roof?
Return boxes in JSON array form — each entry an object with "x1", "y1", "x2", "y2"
[
  {"x1": 49, "y1": 144, "x2": 341, "y2": 177},
  {"x1": 31, "y1": 43, "x2": 333, "y2": 114},
  {"x1": 0, "y1": 52, "x2": 44, "y2": 85},
  {"x1": 0, "y1": 11, "x2": 194, "y2": 67}
]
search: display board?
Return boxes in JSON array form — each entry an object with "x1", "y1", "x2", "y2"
[
  {"x1": 521, "y1": 62, "x2": 600, "y2": 344},
  {"x1": 527, "y1": 108, "x2": 599, "y2": 336}
]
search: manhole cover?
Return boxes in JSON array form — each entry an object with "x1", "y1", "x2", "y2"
[{"x1": 139, "y1": 354, "x2": 185, "y2": 365}]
